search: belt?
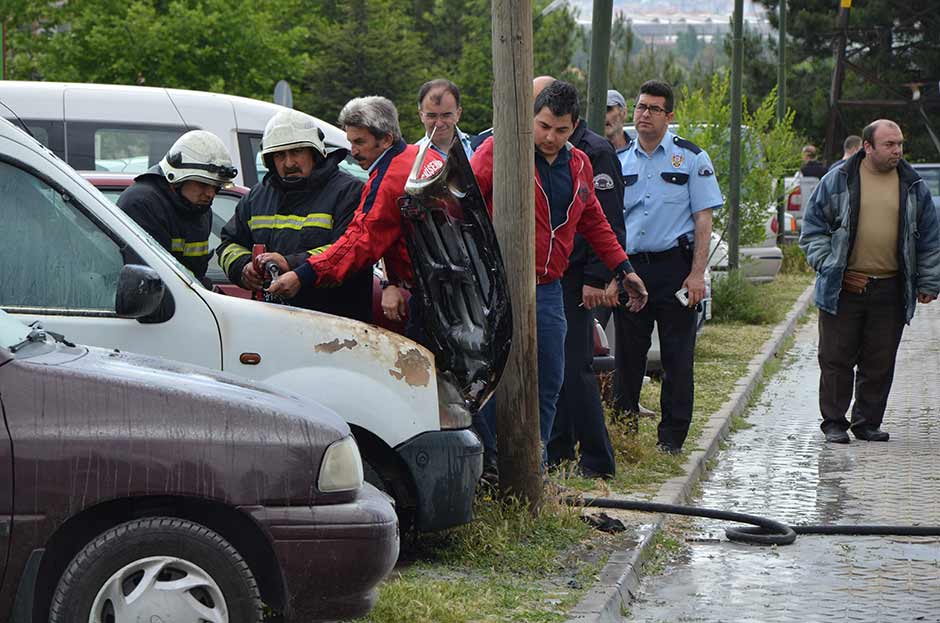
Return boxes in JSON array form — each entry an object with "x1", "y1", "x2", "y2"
[{"x1": 629, "y1": 246, "x2": 683, "y2": 264}]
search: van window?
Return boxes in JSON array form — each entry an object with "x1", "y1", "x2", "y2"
[
  {"x1": 0, "y1": 161, "x2": 123, "y2": 311},
  {"x1": 237, "y1": 132, "x2": 266, "y2": 187},
  {"x1": 66, "y1": 122, "x2": 186, "y2": 173},
  {"x1": 94, "y1": 127, "x2": 180, "y2": 173}
]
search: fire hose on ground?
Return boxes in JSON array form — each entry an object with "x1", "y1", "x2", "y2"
[{"x1": 565, "y1": 496, "x2": 940, "y2": 546}]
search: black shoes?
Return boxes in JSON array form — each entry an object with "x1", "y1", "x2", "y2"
[
  {"x1": 852, "y1": 426, "x2": 890, "y2": 442},
  {"x1": 657, "y1": 442, "x2": 682, "y2": 455},
  {"x1": 824, "y1": 429, "x2": 850, "y2": 444}
]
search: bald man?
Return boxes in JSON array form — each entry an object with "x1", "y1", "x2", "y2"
[{"x1": 800, "y1": 119, "x2": 940, "y2": 445}]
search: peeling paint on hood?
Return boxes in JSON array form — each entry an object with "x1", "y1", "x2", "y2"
[
  {"x1": 389, "y1": 348, "x2": 431, "y2": 387},
  {"x1": 315, "y1": 338, "x2": 359, "y2": 353}
]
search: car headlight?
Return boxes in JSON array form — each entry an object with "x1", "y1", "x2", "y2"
[{"x1": 318, "y1": 436, "x2": 364, "y2": 493}]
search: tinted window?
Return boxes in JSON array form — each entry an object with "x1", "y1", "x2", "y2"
[
  {"x1": 916, "y1": 166, "x2": 939, "y2": 199},
  {"x1": 0, "y1": 162, "x2": 123, "y2": 311},
  {"x1": 94, "y1": 127, "x2": 180, "y2": 173}
]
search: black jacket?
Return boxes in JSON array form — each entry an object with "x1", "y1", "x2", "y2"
[
  {"x1": 568, "y1": 120, "x2": 626, "y2": 287},
  {"x1": 117, "y1": 167, "x2": 213, "y2": 284},
  {"x1": 217, "y1": 150, "x2": 371, "y2": 322}
]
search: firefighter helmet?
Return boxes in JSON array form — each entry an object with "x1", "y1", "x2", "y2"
[{"x1": 160, "y1": 130, "x2": 237, "y2": 187}]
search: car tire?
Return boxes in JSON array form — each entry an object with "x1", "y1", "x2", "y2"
[{"x1": 49, "y1": 517, "x2": 262, "y2": 623}]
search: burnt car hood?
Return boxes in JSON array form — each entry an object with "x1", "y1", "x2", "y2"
[{"x1": 401, "y1": 138, "x2": 512, "y2": 414}]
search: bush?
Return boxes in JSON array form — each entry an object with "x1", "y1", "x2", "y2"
[
  {"x1": 780, "y1": 242, "x2": 813, "y2": 274},
  {"x1": 711, "y1": 270, "x2": 775, "y2": 324}
]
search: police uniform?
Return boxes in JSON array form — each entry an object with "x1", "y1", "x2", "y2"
[{"x1": 614, "y1": 130, "x2": 723, "y2": 450}]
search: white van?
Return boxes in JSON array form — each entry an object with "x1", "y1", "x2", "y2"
[
  {"x1": 0, "y1": 116, "x2": 482, "y2": 532},
  {"x1": 0, "y1": 80, "x2": 361, "y2": 187}
]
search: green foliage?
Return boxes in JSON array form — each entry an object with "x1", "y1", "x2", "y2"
[
  {"x1": 780, "y1": 241, "x2": 812, "y2": 275},
  {"x1": 7, "y1": 0, "x2": 307, "y2": 101},
  {"x1": 710, "y1": 270, "x2": 775, "y2": 324},
  {"x1": 675, "y1": 73, "x2": 803, "y2": 246}
]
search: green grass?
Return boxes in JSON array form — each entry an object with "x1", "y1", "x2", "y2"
[{"x1": 358, "y1": 273, "x2": 815, "y2": 623}]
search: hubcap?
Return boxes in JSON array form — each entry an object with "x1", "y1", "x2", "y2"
[{"x1": 88, "y1": 555, "x2": 228, "y2": 623}]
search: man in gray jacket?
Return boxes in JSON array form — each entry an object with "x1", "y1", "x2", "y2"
[{"x1": 800, "y1": 119, "x2": 940, "y2": 444}]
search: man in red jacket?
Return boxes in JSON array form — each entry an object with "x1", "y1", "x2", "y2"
[
  {"x1": 471, "y1": 80, "x2": 647, "y2": 468},
  {"x1": 266, "y1": 96, "x2": 431, "y2": 323}
]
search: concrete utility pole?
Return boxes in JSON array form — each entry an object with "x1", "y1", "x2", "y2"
[
  {"x1": 776, "y1": 0, "x2": 787, "y2": 245},
  {"x1": 491, "y1": 0, "x2": 542, "y2": 507},
  {"x1": 728, "y1": 0, "x2": 744, "y2": 270},
  {"x1": 586, "y1": 0, "x2": 614, "y2": 134}
]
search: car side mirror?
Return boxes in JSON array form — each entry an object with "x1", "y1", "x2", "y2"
[{"x1": 115, "y1": 264, "x2": 165, "y2": 319}]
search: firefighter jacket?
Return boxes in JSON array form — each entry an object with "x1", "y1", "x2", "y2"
[
  {"x1": 470, "y1": 136, "x2": 631, "y2": 284},
  {"x1": 294, "y1": 140, "x2": 428, "y2": 289},
  {"x1": 117, "y1": 167, "x2": 212, "y2": 284},
  {"x1": 216, "y1": 149, "x2": 370, "y2": 322}
]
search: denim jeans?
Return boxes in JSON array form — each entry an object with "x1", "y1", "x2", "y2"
[{"x1": 476, "y1": 280, "x2": 567, "y2": 464}]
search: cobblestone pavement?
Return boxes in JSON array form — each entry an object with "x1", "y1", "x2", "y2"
[{"x1": 625, "y1": 303, "x2": 940, "y2": 623}]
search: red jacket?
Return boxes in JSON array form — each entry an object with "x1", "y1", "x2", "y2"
[
  {"x1": 470, "y1": 136, "x2": 629, "y2": 284},
  {"x1": 295, "y1": 140, "x2": 435, "y2": 287}
]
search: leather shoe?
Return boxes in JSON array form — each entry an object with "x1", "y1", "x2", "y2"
[
  {"x1": 657, "y1": 442, "x2": 682, "y2": 455},
  {"x1": 824, "y1": 429, "x2": 850, "y2": 444},
  {"x1": 852, "y1": 426, "x2": 890, "y2": 442},
  {"x1": 637, "y1": 403, "x2": 656, "y2": 418}
]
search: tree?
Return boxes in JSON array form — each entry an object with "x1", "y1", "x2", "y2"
[
  {"x1": 755, "y1": 0, "x2": 940, "y2": 161},
  {"x1": 676, "y1": 25, "x2": 704, "y2": 63},
  {"x1": 6, "y1": 0, "x2": 307, "y2": 101}
]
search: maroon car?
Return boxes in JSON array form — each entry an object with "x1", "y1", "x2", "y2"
[{"x1": 0, "y1": 309, "x2": 398, "y2": 623}]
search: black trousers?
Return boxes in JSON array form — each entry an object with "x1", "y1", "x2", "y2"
[
  {"x1": 613, "y1": 250, "x2": 698, "y2": 449},
  {"x1": 548, "y1": 267, "x2": 617, "y2": 476},
  {"x1": 817, "y1": 276, "x2": 905, "y2": 433}
]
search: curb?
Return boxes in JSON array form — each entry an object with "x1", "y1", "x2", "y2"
[{"x1": 564, "y1": 283, "x2": 815, "y2": 623}]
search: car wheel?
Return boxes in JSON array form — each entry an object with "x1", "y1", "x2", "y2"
[{"x1": 49, "y1": 517, "x2": 262, "y2": 623}]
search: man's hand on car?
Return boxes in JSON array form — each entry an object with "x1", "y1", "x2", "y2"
[
  {"x1": 267, "y1": 271, "x2": 301, "y2": 299},
  {"x1": 917, "y1": 292, "x2": 937, "y2": 304},
  {"x1": 381, "y1": 286, "x2": 408, "y2": 322}
]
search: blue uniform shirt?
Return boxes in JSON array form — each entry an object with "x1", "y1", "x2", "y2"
[{"x1": 618, "y1": 130, "x2": 723, "y2": 254}]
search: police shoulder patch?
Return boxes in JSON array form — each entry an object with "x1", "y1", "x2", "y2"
[
  {"x1": 594, "y1": 173, "x2": 615, "y2": 191},
  {"x1": 672, "y1": 135, "x2": 703, "y2": 155},
  {"x1": 698, "y1": 165, "x2": 714, "y2": 177}
]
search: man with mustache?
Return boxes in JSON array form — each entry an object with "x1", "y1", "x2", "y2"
[
  {"x1": 217, "y1": 109, "x2": 369, "y2": 321},
  {"x1": 266, "y1": 97, "x2": 441, "y2": 338},
  {"x1": 800, "y1": 119, "x2": 940, "y2": 444},
  {"x1": 119, "y1": 130, "x2": 237, "y2": 286}
]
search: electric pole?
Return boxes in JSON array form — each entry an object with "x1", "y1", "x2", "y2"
[
  {"x1": 586, "y1": 0, "x2": 613, "y2": 134},
  {"x1": 728, "y1": 0, "x2": 744, "y2": 270},
  {"x1": 491, "y1": 0, "x2": 542, "y2": 508}
]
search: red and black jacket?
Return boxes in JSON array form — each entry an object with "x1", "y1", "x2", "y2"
[{"x1": 470, "y1": 136, "x2": 631, "y2": 284}]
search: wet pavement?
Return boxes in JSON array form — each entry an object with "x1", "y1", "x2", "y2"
[{"x1": 625, "y1": 303, "x2": 940, "y2": 623}]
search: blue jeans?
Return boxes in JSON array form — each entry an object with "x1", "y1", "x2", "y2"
[{"x1": 476, "y1": 281, "x2": 567, "y2": 464}]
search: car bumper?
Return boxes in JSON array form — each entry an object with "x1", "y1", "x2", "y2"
[
  {"x1": 396, "y1": 428, "x2": 483, "y2": 531},
  {"x1": 242, "y1": 483, "x2": 399, "y2": 622}
]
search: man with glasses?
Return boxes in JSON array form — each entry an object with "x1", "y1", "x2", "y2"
[
  {"x1": 216, "y1": 109, "x2": 368, "y2": 321},
  {"x1": 119, "y1": 130, "x2": 237, "y2": 286},
  {"x1": 614, "y1": 80, "x2": 723, "y2": 454},
  {"x1": 415, "y1": 79, "x2": 474, "y2": 160}
]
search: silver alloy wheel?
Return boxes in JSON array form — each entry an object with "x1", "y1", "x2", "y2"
[{"x1": 88, "y1": 555, "x2": 228, "y2": 623}]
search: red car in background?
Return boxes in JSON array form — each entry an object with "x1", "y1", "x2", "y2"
[{"x1": 84, "y1": 172, "x2": 408, "y2": 333}]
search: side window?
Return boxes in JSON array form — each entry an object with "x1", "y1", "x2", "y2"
[
  {"x1": 93, "y1": 127, "x2": 180, "y2": 173},
  {"x1": 66, "y1": 122, "x2": 186, "y2": 173},
  {"x1": 0, "y1": 161, "x2": 123, "y2": 311},
  {"x1": 237, "y1": 132, "x2": 265, "y2": 188}
]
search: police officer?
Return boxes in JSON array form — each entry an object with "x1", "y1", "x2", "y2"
[
  {"x1": 539, "y1": 77, "x2": 627, "y2": 479},
  {"x1": 415, "y1": 78, "x2": 475, "y2": 160},
  {"x1": 615, "y1": 80, "x2": 723, "y2": 454},
  {"x1": 118, "y1": 130, "x2": 236, "y2": 286},
  {"x1": 216, "y1": 109, "x2": 368, "y2": 321}
]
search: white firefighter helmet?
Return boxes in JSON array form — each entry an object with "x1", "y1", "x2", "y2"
[
  {"x1": 160, "y1": 130, "x2": 237, "y2": 187},
  {"x1": 261, "y1": 109, "x2": 326, "y2": 158}
]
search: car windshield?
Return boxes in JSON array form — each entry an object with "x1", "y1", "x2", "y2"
[{"x1": 0, "y1": 309, "x2": 30, "y2": 350}]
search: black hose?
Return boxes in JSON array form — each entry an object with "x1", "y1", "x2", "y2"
[{"x1": 566, "y1": 496, "x2": 940, "y2": 546}]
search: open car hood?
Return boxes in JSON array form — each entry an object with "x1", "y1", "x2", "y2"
[{"x1": 401, "y1": 137, "x2": 512, "y2": 414}]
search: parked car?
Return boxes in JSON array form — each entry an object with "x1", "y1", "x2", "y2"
[
  {"x1": 0, "y1": 310, "x2": 398, "y2": 622},
  {"x1": 0, "y1": 80, "x2": 365, "y2": 188},
  {"x1": 0, "y1": 116, "x2": 485, "y2": 533},
  {"x1": 782, "y1": 173, "x2": 820, "y2": 232}
]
